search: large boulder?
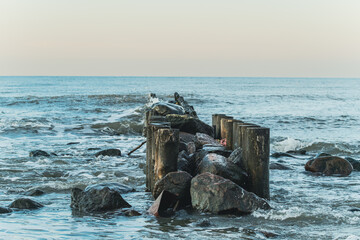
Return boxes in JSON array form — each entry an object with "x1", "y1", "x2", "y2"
[
  {"x1": 345, "y1": 157, "x2": 360, "y2": 171},
  {"x1": 305, "y1": 156, "x2": 353, "y2": 176},
  {"x1": 151, "y1": 102, "x2": 185, "y2": 116},
  {"x1": 95, "y1": 149, "x2": 121, "y2": 157},
  {"x1": 202, "y1": 145, "x2": 232, "y2": 158},
  {"x1": 153, "y1": 171, "x2": 193, "y2": 205},
  {"x1": 197, "y1": 153, "x2": 248, "y2": 188},
  {"x1": 71, "y1": 183, "x2": 132, "y2": 212},
  {"x1": 9, "y1": 198, "x2": 44, "y2": 209},
  {"x1": 195, "y1": 133, "x2": 222, "y2": 148},
  {"x1": 177, "y1": 151, "x2": 194, "y2": 175},
  {"x1": 165, "y1": 114, "x2": 214, "y2": 136},
  {"x1": 191, "y1": 173, "x2": 270, "y2": 214},
  {"x1": 0, "y1": 207, "x2": 12, "y2": 214}
]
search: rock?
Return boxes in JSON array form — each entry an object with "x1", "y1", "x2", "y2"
[
  {"x1": 179, "y1": 132, "x2": 196, "y2": 143},
  {"x1": 270, "y1": 152, "x2": 295, "y2": 158},
  {"x1": 174, "y1": 92, "x2": 198, "y2": 118},
  {"x1": 95, "y1": 149, "x2": 121, "y2": 157},
  {"x1": 67, "y1": 142, "x2": 80, "y2": 145},
  {"x1": 9, "y1": 198, "x2": 44, "y2": 209},
  {"x1": 286, "y1": 149, "x2": 306, "y2": 155},
  {"x1": 179, "y1": 141, "x2": 196, "y2": 154},
  {"x1": 197, "y1": 153, "x2": 248, "y2": 188},
  {"x1": 148, "y1": 190, "x2": 178, "y2": 217},
  {"x1": 228, "y1": 147, "x2": 243, "y2": 166},
  {"x1": 311, "y1": 152, "x2": 332, "y2": 159},
  {"x1": 151, "y1": 102, "x2": 185, "y2": 115},
  {"x1": 70, "y1": 183, "x2": 132, "y2": 212},
  {"x1": 153, "y1": 171, "x2": 193, "y2": 205},
  {"x1": 190, "y1": 173, "x2": 270, "y2": 214},
  {"x1": 195, "y1": 133, "x2": 222, "y2": 147},
  {"x1": 345, "y1": 157, "x2": 360, "y2": 171},
  {"x1": 349, "y1": 208, "x2": 360, "y2": 212},
  {"x1": 0, "y1": 207, "x2": 12, "y2": 214},
  {"x1": 123, "y1": 209, "x2": 141, "y2": 216},
  {"x1": 41, "y1": 170, "x2": 64, "y2": 178},
  {"x1": 26, "y1": 189, "x2": 45, "y2": 196},
  {"x1": 305, "y1": 156, "x2": 353, "y2": 176},
  {"x1": 195, "y1": 219, "x2": 211, "y2": 227},
  {"x1": 202, "y1": 145, "x2": 232, "y2": 158},
  {"x1": 165, "y1": 114, "x2": 214, "y2": 136},
  {"x1": 177, "y1": 151, "x2": 194, "y2": 174},
  {"x1": 270, "y1": 162, "x2": 292, "y2": 170},
  {"x1": 29, "y1": 150, "x2": 50, "y2": 157}
]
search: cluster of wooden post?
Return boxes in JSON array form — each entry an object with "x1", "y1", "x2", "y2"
[
  {"x1": 145, "y1": 112, "x2": 180, "y2": 194},
  {"x1": 212, "y1": 114, "x2": 270, "y2": 200}
]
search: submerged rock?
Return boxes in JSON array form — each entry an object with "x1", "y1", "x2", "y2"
[
  {"x1": 197, "y1": 153, "x2": 247, "y2": 188},
  {"x1": 270, "y1": 152, "x2": 295, "y2": 158},
  {"x1": 153, "y1": 171, "x2": 193, "y2": 205},
  {"x1": 71, "y1": 183, "x2": 132, "y2": 212},
  {"x1": 25, "y1": 189, "x2": 45, "y2": 196},
  {"x1": 0, "y1": 207, "x2": 12, "y2": 214},
  {"x1": 9, "y1": 198, "x2": 44, "y2": 209},
  {"x1": 286, "y1": 149, "x2": 306, "y2": 155},
  {"x1": 190, "y1": 173, "x2": 270, "y2": 214},
  {"x1": 305, "y1": 156, "x2": 353, "y2": 176},
  {"x1": 29, "y1": 150, "x2": 50, "y2": 157},
  {"x1": 95, "y1": 149, "x2": 122, "y2": 157},
  {"x1": 165, "y1": 114, "x2": 213, "y2": 136},
  {"x1": 270, "y1": 162, "x2": 292, "y2": 170},
  {"x1": 345, "y1": 157, "x2": 360, "y2": 171}
]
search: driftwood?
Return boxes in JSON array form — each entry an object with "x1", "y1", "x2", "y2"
[{"x1": 127, "y1": 141, "x2": 146, "y2": 156}]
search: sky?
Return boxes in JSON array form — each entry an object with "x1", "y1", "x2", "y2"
[{"x1": 0, "y1": 0, "x2": 360, "y2": 77}]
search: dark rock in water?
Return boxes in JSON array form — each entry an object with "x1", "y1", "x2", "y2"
[
  {"x1": 195, "y1": 219, "x2": 211, "y2": 227},
  {"x1": 271, "y1": 152, "x2": 295, "y2": 158},
  {"x1": 87, "y1": 147, "x2": 101, "y2": 151},
  {"x1": 95, "y1": 149, "x2": 122, "y2": 157},
  {"x1": 349, "y1": 208, "x2": 360, "y2": 212},
  {"x1": 190, "y1": 173, "x2": 270, "y2": 214},
  {"x1": 41, "y1": 170, "x2": 64, "y2": 178},
  {"x1": 0, "y1": 207, "x2": 12, "y2": 214},
  {"x1": 345, "y1": 157, "x2": 360, "y2": 171},
  {"x1": 26, "y1": 189, "x2": 45, "y2": 196},
  {"x1": 123, "y1": 209, "x2": 141, "y2": 216},
  {"x1": 195, "y1": 133, "x2": 222, "y2": 148},
  {"x1": 228, "y1": 147, "x2": 243, "y2": 166},
  {"x1": 71, "y1": 183, "x2": 132, "y2": 212},
  {"x1": 174, "y1": 92, "x2": 198, "y2": 118},
  {"x1": 270, "y1": 162, "x2": 292, "y2": 170},
  {"x1": 148, "y1": 190, "x2": 178, "y2": 217},
  {"x1": 260, "y1": 230, "x2": 279, "y2": 238},
  {"x1": 67, "y1": 142, "x2": 80, "y2": 145},
  {"x1": 165, "y1": 114, "x2": 214, "y2": 137},
  {"x1": 286, "y1": 149, "x2": 306, "y2": 155},
  {"x1": 153, "y1": 171, "x2": 193, "y2": 205},
  {"x1": 197, "y1": 153, "x2": 248, "y2": 188},
  {"x1": 9, "y1": 198, "x2": 44, "y2": 209},
  {"x1": 29, "y1": 150, "x2": 50, "y2": 157},
  {"x1": 305, "y1": 156, "x2": 353, "y2": 176},
  {"x1": 151, "y1": 102, "x2": 185, "y2": 115},
  {"x1": 202, "y1": 145, "x2": 232, "y2": 158}
]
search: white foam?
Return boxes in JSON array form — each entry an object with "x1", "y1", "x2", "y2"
[{"x1": 272, "y1": 137, "x2": 306, "y2": 152}]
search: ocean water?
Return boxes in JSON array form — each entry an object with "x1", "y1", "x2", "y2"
[{"x1": 0, "y1": 76, "x2": 359, "y2": 239}]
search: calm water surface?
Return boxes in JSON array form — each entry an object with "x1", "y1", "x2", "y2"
[{"x1": 0, "y1": 77, "x2": 359, "y2": 239}]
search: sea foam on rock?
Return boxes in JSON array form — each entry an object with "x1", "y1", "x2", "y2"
[
  {"x1": 190, "y1": 173, "x2": 270, "y2": 214},
  {"x1": 71, "y1": 183, "x2": 132, "y2": 212}
]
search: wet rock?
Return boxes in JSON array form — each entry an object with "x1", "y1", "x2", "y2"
[
  {"x1": 345, "y1": 157, "x2": 360, "y2": 171},
  {"x1": 29, "y1": 150, "x2": 50, "y2": 157},
  {"x1": 153, "y1": 171, "x2": 193, "y2": 205},
  {"x1": 95, "y1": 149, "x2": 122, "y2": 157},
  {"x1": 179, "y1": 141, "x2": 196, "y2": 154},
  {"x1": 195, "y1": 133, "x2": 222, "y2": 148},
  {"x1": 190, "y1": 173, "x2": 270, "y2": 214},
  {"x1": 349, "y1": 208, "x2": 360, "y2": 212},
  {"x1": 0, "y1": 207, "x2": 12, "y2": 214},
  {"x1": 177, "y1": 151, "x2": 194, "y2": 174},
  {"x1": 71, "y1": 183, "x2": 132, "y2": 212},
  {"x1": 311, "y1": 152, "x2": 331, "y2": 159},
  {"x1": 202, "y1": 145, "x2": 232, "y2": 158},
  {"x1": 174, "y1": 92, "x2": 198, "y2": 118},
  {"x1": 123, "y1": 209, "x2": 141, "y2": 216},
  {"x1": 197, "y1": 153, "x2": 248, "y2": 188},
  {"x1": 151, "y1": 102, "x2": 186, "y2": 115},
  {"x1": 228, "y1": 147, "x2": 243, "y2": 166},
  {"x1": 195, "y1": 219, "x2": 211, "y2": 227},
  {"x1": 41, "y1": 170, "x2": 64, "y2": 178},
  {"x1": 305, "y1": 156, "x2": 353, "y2": 176},
  {"x1": 26, "y1": 189, "x2": 45, "y2": 196},
  {"x1": 67, "y1": 142, "x2": 80, "y2": 145},
  {"x1": 260, "y1": 230, "x2": 279, "y2": 238},
  {"x1": 271, "y1": 152, "x2": 295, "y2": 158},
  {"x1": 87, "y1": 147, "x2": 101, "y2": 151},
  {"x1": 179, "y1": 132, "x2": 196, "y2": 143},
  {"x1": 270, "y1": 162, "x2": 292, "y2": 170},
  {"x1": 9, "y1": 198, "x2": 44, "y2": 209},
  {"x1": 148, "y1": 190, "x2": 178, "y2": 217},
  {"x1": 286, "y1": 149, "x2": 306, "y2": 155},
  {"x1": 165, "y1": 114, "x2": 214, "y2": 136}
]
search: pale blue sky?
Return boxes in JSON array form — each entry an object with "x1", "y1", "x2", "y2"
[{"x1": 1, "y1": 0, "x2": 360, "y2": 77}]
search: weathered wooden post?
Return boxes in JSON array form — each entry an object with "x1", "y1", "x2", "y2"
[
  {"x1": 232, "y1": 121, "x2": 245, "y2": 150},
  {"x1": 243, "y1": 127, "x2": 270, "y2": 200},
  {"x1": 239, "y1": 124, "x2": 259, "y2": 151},
  {"x1": 153, "y1": 128, "x2": 179, "y2": 195},
  {"x1": 220, "y1": 116, "x2": 233, "y2": 145},
  {"x1": 212, "y1": 114, "x2": 225, "y2": 139},
  {"x1": 229, "y1": 119, "x2": 243, "y2": 150}
]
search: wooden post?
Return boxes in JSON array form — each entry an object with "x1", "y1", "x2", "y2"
[
  {"x1": 232, "y1": 121, "x2": 245, "y2": 150},
  {"x1": 229, "y1": 119, "x2": 243, "y2": 150},
  {"x1": 213, "y1": 114, "x2": 225, "y2": 139},
  {"x1": 220, "y1": 116, "x2": 233, "y2": 140},
  {"x1": 146, "y1": 122, "x2": 170, "y2": 192},
  {"x1": 239, "y1": 124, "x2": 258, "y2": 151},
  {"x1": 243, "y1": 127, "x2": 270, "y2": 200},
  {"x1": 153, "y1": 128, "x2": 179, "y2": 195}
]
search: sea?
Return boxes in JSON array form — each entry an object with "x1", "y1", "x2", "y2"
[{"x1": 0, "y1": 76, "x2": 359, "y2": 239}]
